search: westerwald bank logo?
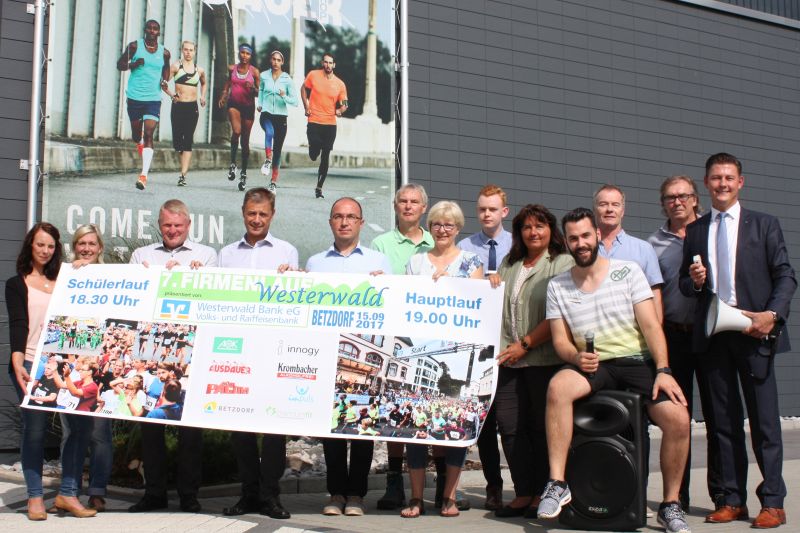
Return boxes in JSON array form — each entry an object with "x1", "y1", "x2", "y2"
[{"x1": 159, "y1": 299, "x2": 190, "y2": 319}]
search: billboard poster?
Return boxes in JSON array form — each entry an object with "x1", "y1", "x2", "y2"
[
  {"x1": 42, "y1": 0, "x2": 396, "y2": 263},
  {"x1": 22, "y1": 265, "x2": 502, "y2": 447}
]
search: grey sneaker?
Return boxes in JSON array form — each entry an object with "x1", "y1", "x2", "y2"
[
  {"x1": 344, "y1": 495, "x2": 365, "y2": 516},
  {"x1": 323, "y1": 494, "x2": 346, "y2": 516},
  {"x1": 658, "y1": 501, "x2": 691, "y2": 533},
  {"x1": 537, "y1": 480, "x2": 571, "y2": 519}
]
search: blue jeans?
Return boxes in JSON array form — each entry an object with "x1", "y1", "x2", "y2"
[
  {"x1": 59, "y1": 414, "x2": 92, "y2": 497},
  {"x1": 14, "y1": 361, "x2": 48, "y2": 498},
  {"x1": 61, "y1": 414, "x2": 112, "y2": 496}
]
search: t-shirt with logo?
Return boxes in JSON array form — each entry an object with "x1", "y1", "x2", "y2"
[
  {"x1": 31, "y1": 375, "x2": 58, "y2": 407},
  {"x1": 545, "y1": 259, "x2": 653, "y2": 361}
]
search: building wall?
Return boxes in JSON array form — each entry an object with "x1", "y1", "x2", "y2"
[
  {"x1": 406, "y1": 0, "x2": 800, "y2": 416},
  {"x1": 2, "y1": 0, "x2": 800, "y2": 450}
]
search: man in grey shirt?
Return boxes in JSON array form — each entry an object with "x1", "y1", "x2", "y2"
[
  {"x1": 219, "y1": 187, "x2": 296, "y2": 520},
  {"x1": 128, "y1": 199, "x2": 216, "y2": 513},
  {"x1": 648, "y1": 175, "x2": 722, "y2": 512}
]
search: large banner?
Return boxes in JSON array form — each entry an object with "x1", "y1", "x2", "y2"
[
  {"x1": 22, "y1": 265, "x2": 502, "y2": 447},
  {"x1": 43, "y1": 0, "x2": 395, "y2": 263}
]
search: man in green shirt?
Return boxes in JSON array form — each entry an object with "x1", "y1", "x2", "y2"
[{"x1": 371, "y1": 184, "x2": 433, "y2": 274}]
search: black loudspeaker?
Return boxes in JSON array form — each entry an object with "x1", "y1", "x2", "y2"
[{"x1": 559, "y1": 390, "x2": 647, "y2": 531}]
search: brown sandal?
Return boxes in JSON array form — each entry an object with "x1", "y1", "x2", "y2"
[
  {"x1": 440, "y1": 497, "x2": 460, "y2": 517},
  {"x1": 401, "y1": 498, "x2": 426, "y2": 518}
]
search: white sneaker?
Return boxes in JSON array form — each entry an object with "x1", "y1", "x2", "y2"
[{"x1": 260, "y1": 159, "x2": 272, "y2": 175}]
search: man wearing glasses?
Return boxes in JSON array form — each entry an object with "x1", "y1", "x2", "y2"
[
  {"x1": 648, "y1": 176, "x2": 722, "y2": 513},
  {"x1": 306, "y1": 197, "x2": 391, "y2": 517}
]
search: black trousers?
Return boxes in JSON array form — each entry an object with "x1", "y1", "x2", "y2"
[
  {"x1": 322, "y1": 438, "x2": 374, "y2": 497},
  {"x1": 141, "y1": 424, "x2": 203, "y2": 499},
  {"x1": 476, "y1": 403, "x2": 502, "y2": 489},
  {"x1": 232, "y1": 432, "x2": 286, "y2": 500},
  {"x1": 170, "y1": 101, "x2": 199, "y2": 152},
  {"x1": 698, "y1": 331, "x2": 786, "y2": 508},
  {"x1": 665, "y1": 325, "x2": 723, "y2": 505},
  {"x1": 494, "y1": 364, "x2": 558, "y2": 497}
]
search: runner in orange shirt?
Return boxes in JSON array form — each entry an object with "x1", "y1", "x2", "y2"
[{"x1": 301, "y1": 53, "x2": 348, "y2": 199}]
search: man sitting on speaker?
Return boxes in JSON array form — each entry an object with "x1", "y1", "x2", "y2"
[
  {"x1": 538, "y1": 207, "x2": 691, "y2": 533},
  {"x1": 679, "y1": 153, "x2": 796, "y2": 529}
]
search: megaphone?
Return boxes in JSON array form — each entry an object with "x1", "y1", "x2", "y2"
[{"x1": 705, "y1": 296, "x2": 753, "y2": 337}]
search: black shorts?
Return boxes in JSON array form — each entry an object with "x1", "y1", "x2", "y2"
[
  {"x1": 307, "y1": 123, "x2": 337, "y2": 151},
  {"x1": 228, "y1": 101, "x2": 255, "y2": 121},
  {"x1": 563, "y1": 357, "x2": 670, "y2": 403}
]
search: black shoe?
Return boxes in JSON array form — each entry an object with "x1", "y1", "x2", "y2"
[
  {"x1": 315, "y1": 187, "x2": 324, "y2": 198},
  {"x1": 222, "y1": 496, "x2": 259, "y2": 516},
  {"x1": 179, "y1": 496, "x2": 201, "y2": 513},
  {"x1": 238, "y1": 172, "x2": 247, "y2": 191},
  {"x1": 227, "y1": 163, "x2": 236, "y2": 181},
  {"x1": 177, "y1": 175, "x2": 186, "y2": 187},
  {"x1": 260, "y1": 497, "x2": 290, "y2": 519},
  {"x1": 128, "y1": 495, "x2": 168, "y2": 513},
  {"x1": 377, "y1": 471, "x2": 406, "y2": 510},
  {"x1": 495, "y1": 504, "x2": 527, "y2": 518}
]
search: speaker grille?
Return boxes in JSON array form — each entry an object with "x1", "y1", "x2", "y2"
[{"x1": 567, "y1": 440, "x2": 638, "y2": 519}]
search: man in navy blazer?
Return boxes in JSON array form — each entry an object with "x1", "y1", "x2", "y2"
[{"x1": 679, "y1": 153, "x2": 796, "y2": 529}]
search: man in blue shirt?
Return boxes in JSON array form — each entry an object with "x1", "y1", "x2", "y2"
[
  {"x1": 458, "y1": 184, "x2": 512, "y2": 274},
  {"x1": 307, "y1": 197, "x2": 390, "y2": 517},
  {"x1": 456, "y1": 183, "x2": 510, "y2": 510},
  {"x1": 594, "y1": 184, "x2": 664, "y2": 321}
]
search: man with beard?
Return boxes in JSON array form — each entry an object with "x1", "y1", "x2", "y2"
[
  {"x1": 537, "y1": 207, "x2": 691, "y2": 533},
  {"x1": 301, "y1": 53, "x2": 348, "y2": 198}
]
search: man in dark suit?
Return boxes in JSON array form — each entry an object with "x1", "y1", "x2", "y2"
[{"x1": 679, "y1": 153, "x2": 796, "y2": 529}]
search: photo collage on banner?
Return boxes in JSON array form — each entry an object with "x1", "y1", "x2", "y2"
[{"x1": 43, "y1": 0, "x2": 396, "y2": 263}]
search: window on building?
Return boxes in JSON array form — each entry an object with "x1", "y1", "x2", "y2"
[
  {"x1": 356, "y1": 334, "x2": 385, "y2": 347},
  {"x1": 393, "y1": 343, "x2": 402, "y2": 356},
  {"x1": 338, "y1": 342, "x2": 359, "y2": 360},
  {"x1": 365, "y1": 352, "x2": 383, "y2": 366},
  {"x1": 387, "y1": 362, "x2": 398, "y2": 377}
]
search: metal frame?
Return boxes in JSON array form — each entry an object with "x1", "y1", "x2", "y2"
[{"x1": 27, "y1": 0, "x2": 47, "y2": 228}]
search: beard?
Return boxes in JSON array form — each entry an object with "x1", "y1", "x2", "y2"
[{"x1": 570, "y1": 243, "x2": 599, "y2": 267}]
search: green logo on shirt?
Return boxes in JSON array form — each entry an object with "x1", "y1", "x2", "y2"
[
  {"x1": 213, "y1": 337, "x2": 243, "y2": 354},
  {"x1": 610, "y1": 266, "x2": 631, "y2": 281}
]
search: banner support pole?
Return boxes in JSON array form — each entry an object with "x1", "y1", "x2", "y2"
[{"x1": 27, "y1": 0, "x2": 47, "y2": 229}]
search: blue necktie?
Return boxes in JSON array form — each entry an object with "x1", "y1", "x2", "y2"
[
  {"x1": 487, "y1": 239, "x2": 497, "y2": 271},
  {"x1": 716, "y1": 212, "x2": 732, "y2": 303}
]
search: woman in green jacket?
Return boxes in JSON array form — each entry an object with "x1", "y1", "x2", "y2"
[{"x1": 489, "y1": 204, "x2": 574, "y2": 518}]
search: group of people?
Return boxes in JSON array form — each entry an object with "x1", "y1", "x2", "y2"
[
  {"x1": 117, "y1": 20, "x2": 347, "y2": 197},
  {"x1": 6, "y1": 152, "x2": 794, "y2": 531}
]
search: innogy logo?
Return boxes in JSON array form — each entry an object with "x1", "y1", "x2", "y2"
[
  {"x1": 160, "y1": 299, "x2": 190, "y2": 319},
  {"x1": 213, "y1": 337, "x2": 243, "y2": 354}
]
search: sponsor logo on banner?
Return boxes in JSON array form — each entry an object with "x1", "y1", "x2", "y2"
[
  {"x1": 159, "y1": 299, "x2": 191, "y2": 319},
  {"x1": 276, "y1": 362, "x2": 318, "y2": 380},
  {"x1": 288, "y1": 384, "x2": 314, "y2": 403},
  {"x1": 202, "y1": 401, "x2": 254, "y2": 414},
  {"x1": 264, "y1": 404, "x2": 313, "y2": 420},
  {"x1": 208, "y1": 361, "x2": 251, "y2": 374},
  {"x1": 213, "y1": 337, "x2": 243, "y2": 354},
  {"x1": 285, "y1": 344, "x2": 320, "y2": 357},
  {"x1": 206, "y1": 381, "x2": 249, "y2": 395}
]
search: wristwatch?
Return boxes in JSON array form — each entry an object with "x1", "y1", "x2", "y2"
[
  {"x1": 769, "y1": 310, "x2": 779, "y2": 323},
  {"x1": 656, "y1": 367, "x2": 672, "y2": 375},
  {"x1": 520, "y1": 338, "x2": 530, "y2": 350}
]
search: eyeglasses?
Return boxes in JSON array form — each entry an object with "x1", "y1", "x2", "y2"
[
  {"x1": 330, "y1": 214, "x2": 362, "y2": 222},
  {"x1": 661, "y1": 193, "x2": 695, "y2": 204},
  {"x1": 431, "y1": 222, "x2": 457, "y2": 232}
]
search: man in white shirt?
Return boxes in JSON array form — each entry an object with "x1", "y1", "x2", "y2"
[
  {"x1": 128, "y1": 199, "x2": 216, "y2": 514},
  {"x1": 219, "y1": 187, "x2": 296, "y2": 520}
]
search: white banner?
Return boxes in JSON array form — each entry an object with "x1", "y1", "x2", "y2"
[{"x1": 23, "y1": 264, "x2": 502, "y2": 447}]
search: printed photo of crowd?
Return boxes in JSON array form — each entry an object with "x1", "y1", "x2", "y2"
[
  {"x1": 330, "y1": 335, "x2": 494, "y2": 442},
  {"x1": 30, "y1": 316, "x2": 196, "y2": 421}
]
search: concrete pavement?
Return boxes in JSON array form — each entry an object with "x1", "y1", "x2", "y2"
[{"x1": 2, "y1": 431, "x2": 799, "y2": 532}]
